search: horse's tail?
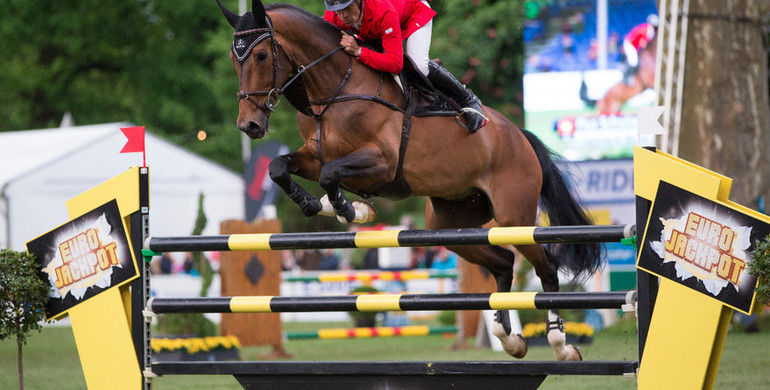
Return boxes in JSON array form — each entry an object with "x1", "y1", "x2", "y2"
[
  {"x1": 521, "y1": 129, "x2": 602, "y2": 282},
  {"x1": 579, "y1": 77, "x2": 596, "y2": 108}
]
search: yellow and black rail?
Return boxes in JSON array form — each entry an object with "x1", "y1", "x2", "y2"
[
  {"x1": 147, "y1": 291, "x2": 636, "y2": 314},
  {"x1": 146, "y1": 224, "x2": 635, "y2": 252}
]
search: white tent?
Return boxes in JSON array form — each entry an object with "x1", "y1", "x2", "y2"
[{"x1": 0, "y1": 122, "x2": 245, "y2": 251}]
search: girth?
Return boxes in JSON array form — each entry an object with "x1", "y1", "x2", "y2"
[{"x1": 309, "y1": 73, "x2": 418, "y2": 200}]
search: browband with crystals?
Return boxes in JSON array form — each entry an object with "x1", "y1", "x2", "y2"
[{"x1": 231, "y1": 18, "x2": 274, "y2": 64}]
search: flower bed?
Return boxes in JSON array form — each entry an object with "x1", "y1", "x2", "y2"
[
  {"x1": 521, "y1": 321, "x2": 594, "y2": 346},
  {"x1": 151, "y1": 335, "x2": 241, "y2": 362}
]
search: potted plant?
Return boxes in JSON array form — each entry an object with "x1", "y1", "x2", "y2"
[
  {"x1": 0, "y1": 249, "x2": 50, "y2": 390},
  {"x1": 521, "y1": 321, "x2": 595, "y2": 346},
  {"x1": 349, "y1": 285, "x2": 381, "y2": 327},
  {"x1": 151, "y1": 335, "x2": 241, "y2": 362},
  {"x1": 749, "y1": 235, "x2": 770, "y2": 306}
]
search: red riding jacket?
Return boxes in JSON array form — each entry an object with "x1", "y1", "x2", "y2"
[
  {"x1": 624, "y1": 23, "x2": 655, "y2": 51},
  {"x1": 324, "y1": 0, "x2": 436, "y2": 74}
]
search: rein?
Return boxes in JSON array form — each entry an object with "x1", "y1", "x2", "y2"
[
  {"x1": 234, "y1": 15, "x2": 406, "y2": 119},
  {"x1": 235, "y1": 13, "x2": 412, "y2": 185}
]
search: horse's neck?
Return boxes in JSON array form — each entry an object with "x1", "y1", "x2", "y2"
[{"x1": 273, "y1": 19, "x2": 395, "y2": 97}]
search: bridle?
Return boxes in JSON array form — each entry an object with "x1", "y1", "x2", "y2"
[
  {"x1": 232, "y1": 12, "x2": 411, "y2": 170},
  {"x1": 233, "y1": 15, "x2": 348, "y2": 118}
]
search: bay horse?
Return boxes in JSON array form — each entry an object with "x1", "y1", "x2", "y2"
[
  {"x1": 217, "y1": 0, "x2": 601, "y2": 361},
  {"x1": 596, "y1": 37, "x2": 657, "y2": 114}
]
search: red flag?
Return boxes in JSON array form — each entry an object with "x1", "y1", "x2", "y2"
[{"x1": 120, "y1": 126, "x2": 146, "y2": 167}]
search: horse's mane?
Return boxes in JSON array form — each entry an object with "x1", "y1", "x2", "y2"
[{"x1": 263, "y1": 3, "x2": 341, "y2": 43}]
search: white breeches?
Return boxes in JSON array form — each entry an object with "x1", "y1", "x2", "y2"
[
  {"x1": 624, "y1": 40, "x2": 639, "y2": 67},
  {"x1": 405, "y1": 1, "x2": 432, "y2": 77}
]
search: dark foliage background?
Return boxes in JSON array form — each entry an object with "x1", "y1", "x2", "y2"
[{"x1": 1, "y1": 0, "x2": 525, "y2": 231}]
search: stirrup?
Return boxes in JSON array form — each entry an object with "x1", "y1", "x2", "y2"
[{"x1": 455, "y1": 107, "x2": 489, "y2": 132}]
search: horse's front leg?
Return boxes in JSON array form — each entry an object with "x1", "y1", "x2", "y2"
[
  {"x1": 268, "y1": 148, "x2": 323, "y2": 217},
  {"x1": 318, "y1": 147, "x2": 388, "y2": 223}
]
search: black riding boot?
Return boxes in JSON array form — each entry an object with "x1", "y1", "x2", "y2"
[{"x1": 427, "y1": 61, "x2": 488, "y2": 133}]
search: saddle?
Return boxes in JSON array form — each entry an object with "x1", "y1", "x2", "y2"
[{"x1": 398, "y1": 56, "x2": 461, "y2": 119}]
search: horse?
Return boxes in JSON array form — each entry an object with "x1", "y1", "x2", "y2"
[
  {"x1": 595, "y1": 36, "x2": 657, "y2": 114},
  {"x1": 216, "y1": 0, "x2": 601, "y2": 361}
]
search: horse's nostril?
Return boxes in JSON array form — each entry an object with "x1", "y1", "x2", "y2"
[{"x1": 238, "y1": 120, "x2": 258, "y2": 134}]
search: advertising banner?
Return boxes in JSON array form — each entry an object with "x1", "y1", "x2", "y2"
[
  {"x1": 245, "y1": 140, "x2": 289, "y2": 221},
  {"x1": 26, "y1": 199, "x2": 139, "y2": 320},
  {"x1": 524, "y1": 0, "x2": 658, "y2": 160},
  {"x1": 637, "y1": 181, "x2": 770, "y2": 314}
]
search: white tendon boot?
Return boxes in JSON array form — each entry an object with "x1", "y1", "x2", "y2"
[
  {"x1": 547, "y1": 310, "x2": 582, "y2": 361},
  {"x1": 319, "y1": 195, "x2": 378, "y2": 223},
  {"x1": 491, "y1": 311, "x2": 528, "y2": 358}
]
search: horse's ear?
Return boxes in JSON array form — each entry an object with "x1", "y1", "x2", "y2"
[
  {"x1": 216, "y1": 0, "x2": 239, "y2": 28},
  {"x1": 252, "y1": 0, "x2": 267, "y2": 24}
]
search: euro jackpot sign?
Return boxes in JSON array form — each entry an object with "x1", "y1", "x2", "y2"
[
  {"x1": 26, "y1": 199, "x2": 139, "y2": 320},
  {"x1": 638, "y1": 181, "x2": 770, "y2": 314}
]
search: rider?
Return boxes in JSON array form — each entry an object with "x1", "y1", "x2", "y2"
[
  {"x1": 323, "y1": 0, "x2": 488, "y2": 133},
  {"x1": 622, "y1": 14, "x2": 658, "y2": 85}
]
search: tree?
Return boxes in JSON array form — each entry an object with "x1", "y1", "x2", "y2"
[
  {"x1": 677, "y1": 0, "x2": 770, "y2": 208},
  {"x1": 0, "y1": 249, "x2": 50, "y2": 390},
  {"x1": 430, "y1": 0, "x2": 526, "y2": 123},
  {"x1": 0, "y1": 0, "x2": 243, "y2": 169},
  {"x1": 0, "y1": 0, "x2": 526, "y2": 231}
]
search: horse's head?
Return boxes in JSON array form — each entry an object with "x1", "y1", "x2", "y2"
[{"x1": 217, "y1": 0, "x2": 292, "y2": 139}]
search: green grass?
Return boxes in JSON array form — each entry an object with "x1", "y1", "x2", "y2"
[{"x1": 2, "y1": 316, "x2": 769, "y2": 389}]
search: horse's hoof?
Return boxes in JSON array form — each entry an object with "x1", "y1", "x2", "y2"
[
  {"x1": 559, "y1": 345, "x2": 582, "y2": 361},
  {"x1": 509, "y1": 334, "x2": 528, "y2": 359},
  {"x1": 320, "y1": 197, "x2": 377, "y2": 223},
  {"x1": 351, "y1": 201, "x2": 377, "y2": 223},
  {"x1": 549, "y1": 331, "x2": 582, "y2": 361},
  {"x1": 492, "y1": 321, "x2": 528, "y2": 359}
]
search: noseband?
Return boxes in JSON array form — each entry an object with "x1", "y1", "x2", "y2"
[{"x1": 234, "y1": 15, "x2": 346, "y2": 116}]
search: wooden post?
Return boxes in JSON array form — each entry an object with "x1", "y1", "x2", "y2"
[
  {"x1": 457, "y1": 260, "x2": 497, "y2": 343},
  {"x1": 219, "y1": 219, "x2": 288, "y2": 357}
]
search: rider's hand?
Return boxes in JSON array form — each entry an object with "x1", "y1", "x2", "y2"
[{"x1": 340, "y1": 33, "x2": 361, "y2": 58}]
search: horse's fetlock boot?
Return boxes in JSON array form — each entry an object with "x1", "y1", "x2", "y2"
[
  {"x1": 300, "y1": 198, "x2": 322, "y2": 216},
  {"x1": 494, "y1": 310, "x2": 512, "y2": 335},
  {"x1": 546, "y1": 316, "x2": 565, "y2": 333},
  {"x1": 331, "y1": 197, "x2": 355, "y2": 223},
  {"x1": 339, "y1": 204, "x2": 355, "y2": 223}
]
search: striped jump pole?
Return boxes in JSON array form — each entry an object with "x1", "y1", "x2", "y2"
[
  {"x1": 286, "y1": 325, "x2": 458, "y2": 340},
  {"x1": 147, "y1": 291, "x2": 636, "y2": 314},
  {"x1": 146, "y1": 224, "x2": 635, "y2": 252},
  {"x1": 284, "y1": 269, "x2": 457, "y2": 283}
]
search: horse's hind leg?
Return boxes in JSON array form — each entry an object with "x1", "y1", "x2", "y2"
[
  {"x1": 485, "y1": 156, "x2": 582, "y2": 361},
  {"x1": 516, "y1": 244, "x2": 582, "y2": 361},
  {"x1": 425, "y1": 196, "x2": 528, "y2": 359},
  {"x1": 447, "y1": 244, "x2": 529, "y2": 359}
]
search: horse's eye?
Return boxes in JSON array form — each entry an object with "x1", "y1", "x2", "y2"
[{"x1": 256, "y1": 51, "x2": 268, "y2": 61}]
